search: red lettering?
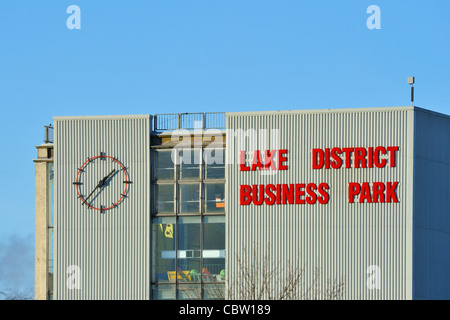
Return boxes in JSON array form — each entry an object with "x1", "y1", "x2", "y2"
[
  {"x1": 240, "y1": 185, "x2": 251, "y2": 205},
  {"x1": 348, "y1": 182, "x2": 361, "y2": 203},
  {"x1": 311, "y1": 146, "x2": 399, "y2": 170},
  {"x1": 312, "y1": 148, "x2": 324, "y2": 169},
  {"x1": 240, "y1": 182, "x2": 332, "y2": 206},
  {"x1": 264, "y1": 184, "x2": 276, "y2": 205},
  {"x1": 251, "y1": 150, "x2": 264, "y2": 171},
  {"x1": 318, "y1": 183, "x2": 330, "y2": 204},
  {"x1": 342, "y1": 148, "x2": 354, "y2": 168},
  {"x1": 282, "y1": 184, "x2": 294, "y2": 204},
  {"x1": 264, "y1": 150, "x2": 276, "y2": 170},
  {"x1": 278, "y1": 149, "x2": 288, "y2": 170},
  {"x1": 240, "y1": 151, "x2": 250, "y2": 171},
  {"x1": 386, "y1": 182, "x2": 399, "y2": 203},
  {"x1": 359, "y1": 182, "x2": 372, "y2": 203},
  {"x1": 330, "y1": 148, "x2": 342, "y2": 169},
  {"x1": 295, "y1": 183, "x2": 305, "y2": 204},
  {"x1": 252, "y1": 184, "x2": 264, "y2": 205},
  {"x1": 354, "y1": 147, "x2": 367, "y2": 168},
  {"x1": 348, "y1": 181, "x2": 399, "y2": 204},
  {"x1": 276, "y1": 184, "x2": 282, "y2": 204},
  {"x1": 372, "y1": 182, "x2": 385, "y2": 203},
  {"x1": 374, "y1": 146, "x2": 387, "y2": 168},
  {"x1": 368, "y1": 147, "x2": 374, "y2": 168},
  {"x1": 324, "y1": 148, "x2": 330, "y2": 169},
  {"x1": 240, "y1": 149, "x2": 291, "y2": 171},
  {"x1": 306, "y1": 183, "x2": 317, "y2": 204},
  {"x1": 387, "y1": 146, "x2": 399, "y2": 167}
]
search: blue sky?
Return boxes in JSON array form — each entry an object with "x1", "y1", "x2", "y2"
[{"x1": 0, "y1": 0, "x2": 449, "y2": 295}]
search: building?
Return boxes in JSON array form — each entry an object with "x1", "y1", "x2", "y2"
[{"x1": 34, "y1": 106, "x2": 450, "y2": 300}]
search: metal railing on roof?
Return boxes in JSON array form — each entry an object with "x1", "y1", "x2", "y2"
[{"x1": 153, "y1": 112, "x2": 225, "y2": 131}]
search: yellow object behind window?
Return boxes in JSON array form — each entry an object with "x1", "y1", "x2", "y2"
[
  {"x1": 164, "y1": 224, "x2": 173, "y2": 238},
  {"x1": 167, "y1": 270, "x2": 191, "y2": 282}
]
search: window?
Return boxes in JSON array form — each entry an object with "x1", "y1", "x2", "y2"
[
  {"x1": 205, "y1": 148, "x2": 225, "y2": 179},
  {"x1": 151, "y1": 147, "x2": 225, "y2": 300},
  {"x1": 177, "y1": 217, "x2": 201, "y2": 280},
  {"x1": 152, "y1": 217, "x2": 176, "y2": 284},
  {"x1": 203, "y1": 216, "x2": 225, "y2": 281},
  {"x1": 179, "y1": 149, "x2": 201, "y2": 180},
  {"x1": 152, "y1": 284, "x2": 175, "y2": 300},
  {"x1": 205, "y1": 183, "x2": 225, "y2": 213},
  {"x1": 155, "y1": 184, "x2": 175, "y2": 214},
  {"x1": 154, "y1": 150, "x2": 175, "y2": 181},
  {"x1": 151, "y1": 216, "x2": 226, "y2": 299},
  {"x1": 180, "y1": 184, "x2": 200, "y2": 213}
]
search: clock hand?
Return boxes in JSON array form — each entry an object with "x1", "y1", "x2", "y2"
[
  {"x1": 97, "y1": 169, "x2": 116, "y2": 188},
  {"x1": 82, "y1": 169, "x2": 116, "y2": 205},
  {"x1": 82, "y1": 185, "x2": 100, "y2": 205}
]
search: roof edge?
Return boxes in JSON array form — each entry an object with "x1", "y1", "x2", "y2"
[
  {"x1": 226, "y1": 106, "x2": 418, "y2": 117},
  {"x1": 413, "y1": 106, "x2": 450, "y2": 120},
  {"x1": 53, "y1": 114, "x2": 151, "y2": 121}
]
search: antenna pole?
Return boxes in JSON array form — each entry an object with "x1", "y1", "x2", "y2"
[{"x1": 407, "y1": 76, "x2": 415, "y2": 107}]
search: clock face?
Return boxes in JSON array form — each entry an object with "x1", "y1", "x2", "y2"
[{"x1": 73, "y1": 153, "x2": 130, "y2": 213}]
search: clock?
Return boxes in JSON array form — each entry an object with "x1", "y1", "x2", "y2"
[{"x1": 73, "y1": 153, "x2": 131, "y2": 213}]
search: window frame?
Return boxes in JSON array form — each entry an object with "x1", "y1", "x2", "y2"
[
  {"x1": 152, "y1": 147, "x2": 226, "y2": 217},
  {"x1": 151, "y1": 146, "x2": 226, "y2": 300}
]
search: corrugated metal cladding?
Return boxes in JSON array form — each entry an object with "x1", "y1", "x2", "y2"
[
  {"x1": 54, "y1": 115, "x2": 151, "y2": 300},
  {"x1": 226, "y1": 107, "x2": 415, "y2": 300},
  {"x1": 413, "y1": 109, "x2": 450, "y2": 299}
]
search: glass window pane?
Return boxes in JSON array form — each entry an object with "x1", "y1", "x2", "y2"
[
  {"x1": 205, "y1": 183, "x2": 225, "y2": 213},
  {"x1": 152, "y1": 217, "x2": 176, "y2": 283},
  {"x1": 180, "y1": 184, "x2": 200, "y2": 213},
  {"x1": 155, "y1": 150, "x2": 175, "y2": 180},
  {"x1": 203, "y1": 283, "x2": 225, "y2": 300},
  {"x1": 203, "y1": 216, "x2": 225, "y2": 282},
  {"x1": 152, "y1": 284, "x2": 176, "y2": 300},
  {"x1": 205, "y1": 148, "x2": 225, "y2": 179},
  {"x1": 179, "y1": 149, "x2": 201, "y2": 180},
  {"x1": 155, "y1": 184, "x2": 174, "y2": 214},
  {"x1": 177, "y1": 284, "x2": 201, "y2": 300},
  {"x1": 177, "y1": 217, "x2": 201, "y2": 282}
]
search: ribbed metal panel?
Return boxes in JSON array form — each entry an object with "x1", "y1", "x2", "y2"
[
  {"x1": 54, "y1": 115, "x2": 151, "y2": 300},
  {"x1": 413, "y1": 108, "x2": 450, "y2": 299},
  {"x1": 226, "y1": 108, "x2": 414, "y2": 300}
]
